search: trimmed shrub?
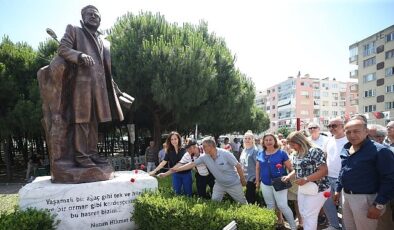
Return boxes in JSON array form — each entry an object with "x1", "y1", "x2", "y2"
[
  {"x1": 133, "y1": 191, "x2": 276, "y2": 230},
  {"x1": 0, "y1": 208, "x2": 59, "y2": 230}
]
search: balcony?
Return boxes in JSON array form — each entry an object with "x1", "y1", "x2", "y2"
[
  {"x1": 350, "y1": 99, "x2": 359, "y2": 106},
  {"x1": 349, "y1": 55, "x2": 358, "y2": 64},
  {"x1": 350, "y1": 84, "x2": 358, "y2": 92},
  {"x1": 349, "y1": 70, "x2": 358, "y2": 79}
]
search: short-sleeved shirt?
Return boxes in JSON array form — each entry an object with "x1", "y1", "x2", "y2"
[
  {"x1": 308, "y1": 134, "x2": 329, "y2": 150},
  {"x1": 179, "y1": 152, "x2": 209, "y2": 176},
  {"x1": 164, "y1": 148, "x2": 189, "y2": 174},
  {"x1": 239, "y1": 146, "x2": 258, "y2": 182},
  {"x1": 292, "y1": 147, "x2": 329, "y2": 192},
  {"x1": 194, "y1": 148, "x2": 240, "y2": 187},
  {"x1": 256, "y1": 149, "x2": 290, "y2": 186}
]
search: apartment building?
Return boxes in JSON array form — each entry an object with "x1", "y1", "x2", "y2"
[
  {"x1": 259, "y1": 74, "x2": 358, "y2": 133},
  {"x1": 349, "y1": 25, "x2": 394, "y2": 125}
]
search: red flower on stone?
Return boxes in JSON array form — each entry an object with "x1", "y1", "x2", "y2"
[
  {"x1": 323, "y1": 191, "x2": 331, "y2": 198},
  {"x1": 134, "y1": 169, "x2": 138, "y2": 174},
  {"x1": 140, "y1": 164, "x2": 145, "y2": 170},
  {"x1": 130, "y1": 178, "x2": 135, "y2": 183},
  {"x1": 275, "y1": 164, "x2": 283, "y2": 169}
]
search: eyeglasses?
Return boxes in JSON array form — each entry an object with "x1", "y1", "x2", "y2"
[
  {"x1": 327, "y1": 124, "x2": 340, "y2": 129},
  {"x1": 308, "y1": 127, "x2": 318, "y2": 130}
]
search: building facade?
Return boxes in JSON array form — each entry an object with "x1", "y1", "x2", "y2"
[
  {"x1": 349, "y1": 25, "x2": 394, "y2": 125},
  {"x1": 258, "y1": 74, "x2": 358, "y2": 133}
]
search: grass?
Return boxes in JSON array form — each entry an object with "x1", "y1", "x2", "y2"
[{"x1": 0, "y1": 194, "x2": 19, "y2": 214}]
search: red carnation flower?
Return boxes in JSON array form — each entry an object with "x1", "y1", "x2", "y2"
[
  {"x1": 323, "y1": 191, "x2": 331, "y2": 198},
  {"x1": 275, "y1": 163, "x2": 283, "y2": 169},
  {"x1": 134, "y1": 169, "x2": 138, "y2": 174},
  {"x1": 130, "y1": 178, "x2": 135, "y2": 183},
  {"x1": 140, "y1": 164, "x2": 145, "y2": 170}
]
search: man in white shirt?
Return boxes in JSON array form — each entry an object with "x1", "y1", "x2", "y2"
[
  {"x1": 307, "y1": 122, "x2": 329, "y2": 150},
  {"x1": 322, "y1": 117, "x2": 347, "y2": 230}
]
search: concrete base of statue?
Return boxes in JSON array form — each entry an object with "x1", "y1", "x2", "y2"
[{"x1": 19, "y1": 170, "x2": 158, "y2": 230}]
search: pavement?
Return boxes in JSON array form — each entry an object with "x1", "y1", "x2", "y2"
[{"x1": 0, "y1": 183, "x2": 26, "y2": 194}]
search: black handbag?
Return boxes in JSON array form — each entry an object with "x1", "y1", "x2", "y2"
[
  {"x1": 271, "y1": 177, "x2": 292, "y2": 191},
  {"x1": 265, "y1": 151, "x2": 292, "y2": 191}
]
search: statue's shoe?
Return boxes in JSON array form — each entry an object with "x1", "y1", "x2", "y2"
[{"x1": 90, "y1": 154, "x2": 109, "y2": 164}]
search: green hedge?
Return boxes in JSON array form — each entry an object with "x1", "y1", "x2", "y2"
[
  {"x1": 133, "y1": 190, "x2": 276, "y2": 230},
  {"x1": 0, "y1": 208, "x2": 59, "y2": 230}
]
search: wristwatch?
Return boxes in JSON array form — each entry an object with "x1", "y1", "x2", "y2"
[
  {"x1": 373, "y1": 202, "x2": 385, "y2": 210},
  {"x1": 303, "y1": 177, "x2": 308, "y2": 182}
]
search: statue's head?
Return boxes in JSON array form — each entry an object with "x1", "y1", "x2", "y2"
[{"x1": 81, "y1": 5, "x2": 101, "y2": 30}]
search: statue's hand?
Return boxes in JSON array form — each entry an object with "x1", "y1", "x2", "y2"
[{"x1": 80, "y1": 53, "x2": 95, "y2": 66}]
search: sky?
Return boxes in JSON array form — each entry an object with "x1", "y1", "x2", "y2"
[{"x1": 1, "y1": 0, "x2": 393, "y2": 90}]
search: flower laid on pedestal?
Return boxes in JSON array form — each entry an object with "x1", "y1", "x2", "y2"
[{"x1": 130, "y1": 178, "x2": 135, "y2": 183}]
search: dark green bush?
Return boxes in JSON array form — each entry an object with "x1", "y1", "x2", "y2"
[
  {"x1": 0, "y1": 207, "x2": 59, "y2": 230},
  {"x1": 133, "y1": 191, "x2": 276, "y2": 230}
]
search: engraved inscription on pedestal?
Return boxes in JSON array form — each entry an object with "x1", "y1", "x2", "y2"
[{"x1": 19, "y1": 171, "x2": 157, "y2": 230}]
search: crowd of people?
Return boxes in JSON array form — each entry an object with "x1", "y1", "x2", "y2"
[{"x1": 146, "y1": 115, "x2": 394, "y2": 230}]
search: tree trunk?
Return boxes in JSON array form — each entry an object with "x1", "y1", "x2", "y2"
[
  {"x1": 152, "y1": 112, "x2": 162, "y2": 163},
  {"x1": 4, "y1": 136, "x2": 13, "y2": 181}
]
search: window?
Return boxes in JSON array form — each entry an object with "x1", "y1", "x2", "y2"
[
  {"x1": 377, "y1": 78, "x2": 385, "y2": 86},
  {"x1": 332, "y1": 102, "x2": 338, "y2": 106},
  {"x1": 363, "y1": 57, "x2": 376, "y2": 68},
  {"x1": 386, "y1": 67, "x2": 394, "y2": 77},
  {"x1": 339, "y1": 101, "x2": 346, "y2": 106},
  {"x1": 377, "y1": 45, "x2": 384, "y2": 54},
  {"x1": 377, "y1": 95, "x2": 384, "y2": 103},
  {"x1": 332, "y1": 111, "x2": 338, "y2": 116},
  {"x1": 386, "y1": 101, "x2": 394, "y2": 110},
  {"x1": 364, "y1": 89, "x2": 376, "y2": 97},
  {"x1": 387, "y1": 84, "x2": 394, "y2": 93},
  {"x1": 300, "y1": 100, "x2": 309, "y2": 105},
  {"x1": 349, "y1": 46, "x2": 358, "y2": 61},
  {"x1": 363, "y1": 41, "x2": 375, "y2": 56},
  {"x1": 387, "y1": 32, "x2": 394, "y2": 42},
  {"x1": 322, "y1": 92, "x2": 329, "y2": 97},
  {"x1": 364, "y1": 105, "x2": 376, "y2": 112},
  {"x1": 377, "y1": 62, "x2": 384, "y2": 70},
  {"x1": 386, "y1": 49, "x2": 394, "y2": 59},
  {"x1": 363, "y1": 73, "x2": 376, "y2": 82},
  {"x1": 272, "y1": 105, "x2": 276, "y2": 109},
  {"x1": 300, "y1": 110, "x2": 309, "y2": 115},
  {"x1": 301, "y1": 82, "x2": 309, "y2": 87},
  {"x1": 301, "y1": 91, "x2": 309, "y2": 97},
  {"x1": 322, "y1": 111, "x2": 329, "y2": 116}
]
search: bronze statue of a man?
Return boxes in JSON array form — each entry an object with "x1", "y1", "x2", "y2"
[
  {"x1": 58, "y1": 5, "x2": 123, "y2": 167},
  {"x1": 37, "y1": 5, "x2": 131, "y2": 183}
]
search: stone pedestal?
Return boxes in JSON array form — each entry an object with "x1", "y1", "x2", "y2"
[{"x1": 19, "y1": 171, "x2": 157, "y2": 230}]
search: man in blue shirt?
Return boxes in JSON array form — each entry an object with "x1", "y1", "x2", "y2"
[{"x1": 334, "y1": 116, "x2": 394, "y2": 230}]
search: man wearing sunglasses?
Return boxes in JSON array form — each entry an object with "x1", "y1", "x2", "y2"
[
  {"x1": 307, "y1": 122, "x2": 329, "y2": 150},
  {"x1": 322, "y1": 118, "x2": 347, "y2": 230},
  {"x1": 384, "y1": 121, "x2": 394, "y2": 147}
]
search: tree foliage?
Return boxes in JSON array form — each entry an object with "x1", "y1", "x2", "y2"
[{"x1": 109, "y1": 12, "x2": 269, "y2": 141}]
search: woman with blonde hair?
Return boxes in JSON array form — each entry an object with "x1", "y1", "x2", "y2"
[
  {"x1": 256, "y1": 133, "x2": 297, "y2": 230},
  {"x1": 283, "y1": 131, "x2": 330, "y2": 230},
  {"x1": 239, "y1": 130, "x2": 259, "y2": 204}
]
